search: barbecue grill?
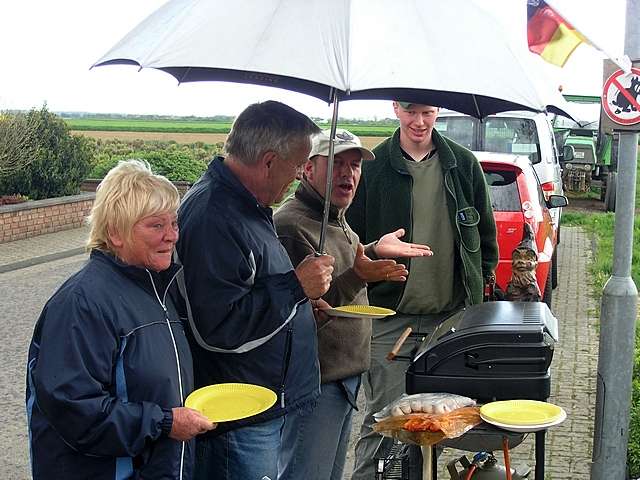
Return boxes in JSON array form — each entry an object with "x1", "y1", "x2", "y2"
[
  {"x1": 383, "y1": 301, "x2": 559, "y2": 479},
  {"x1": 406, "y1": 301, "x2": 558, "y2": 402}
]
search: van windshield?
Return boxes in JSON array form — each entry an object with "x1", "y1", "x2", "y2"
[
  {"x1": 484, "y1": 118, "x2": 539, "y2": 156},
  {"x1": 435, "y1": 115, "x2": 540, "y2": 160},
  {"x1": 434, "y1": 117, "x2": 477, "y2": 150}
]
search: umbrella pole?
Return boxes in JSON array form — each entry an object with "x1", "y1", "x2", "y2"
[{"x1": 317, "y1": 90, "x2": 339, "y2": 255}]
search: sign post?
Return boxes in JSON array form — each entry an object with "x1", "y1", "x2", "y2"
[{"x1": 591, "y1": 1, "x2": 639, "y2": 478}]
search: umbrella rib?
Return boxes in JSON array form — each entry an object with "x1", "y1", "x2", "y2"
[
  {"x1": 345, "y1": 0, "x2": 352, "y2": 94},
  {"x1": 177, "y1": 67, "x2": 193, "y2": 85},
  {"x1": 244, "y1": 1, "x2": 287, "y2": 72},
  {"x1": 472, "y1": 95, "x2": 481, "y2": 119},
  {"x1": 139, "y1": 0, "x2": 202, "y2": 68}
]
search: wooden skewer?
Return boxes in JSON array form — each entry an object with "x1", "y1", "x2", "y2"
[{"x1": 386, "y1": 327, "x2": 412, "y2": 361}]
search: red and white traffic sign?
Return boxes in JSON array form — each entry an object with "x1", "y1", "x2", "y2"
[{"x1": 602, "y1": 67, "x2": 640, "y2": 126}]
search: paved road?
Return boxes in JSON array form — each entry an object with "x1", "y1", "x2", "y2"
[
  {"x1": 1, "y1": 226, "x2": 597, "y2": 479},
  {"x1": 0, "y1": 254, "x2": 88, "y2": 480}
]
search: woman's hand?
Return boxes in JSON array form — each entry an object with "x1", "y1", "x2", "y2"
[{"x1": 169, "y1": 407, "x2": 216, "y2": 441}]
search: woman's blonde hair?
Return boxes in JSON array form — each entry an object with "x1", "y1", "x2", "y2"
[{"x1": 87, "y1": 160, "x2": 179, "y2": 253}]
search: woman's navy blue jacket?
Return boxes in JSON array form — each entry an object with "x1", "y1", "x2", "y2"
[
  {"x1": 176, "y1": 157, "x2": 320, "y2": 433},
  {"x1": 26, "y1": 250, "x2": 194, "y2": 480}
]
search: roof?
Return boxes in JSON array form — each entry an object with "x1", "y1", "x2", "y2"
[
  {"x1": 473, "y1": 151, "x2": 532, "y2": 171},
  {"x1": 438, "y1": 109, "x2": 542, "y2": 120},
  {"x1": 565, "y1": 137, "x2": 596, "y2": 146}
]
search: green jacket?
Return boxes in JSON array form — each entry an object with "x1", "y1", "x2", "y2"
[{"x1": 346, "y1": 128, "x2": 498, "y2": 309}]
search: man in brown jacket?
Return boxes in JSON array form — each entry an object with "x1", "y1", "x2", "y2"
[{"x1": 274, "y1": 129, "x2": 431, "y2": 480}]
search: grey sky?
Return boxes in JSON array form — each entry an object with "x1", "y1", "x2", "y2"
[{"x1": 0, "y1": 0, "x2": 626, "y2": 119}]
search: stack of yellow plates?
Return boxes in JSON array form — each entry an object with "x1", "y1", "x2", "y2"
[
  {"x1": 323, "y1": 305, "x2": 396, "y2": 319},
  {"x1": 185, "y1": 383, "x2": 277, "y2": 423},
  {"x1": 480, "y1": 400, "x2": 566, "y2": 432}
]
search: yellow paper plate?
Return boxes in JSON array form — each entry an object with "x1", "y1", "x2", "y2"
[
  {"x1": 480, "y1": 400, "x2": 563, "y2": 426},
  {"x1": 481, "y1": 408, "x2": 566, "y2": 433},
  {"x1": 323, "y1": 305, "x2": 396, "y2": 319},
  {"x1": 185, "y1": 383, "x2": 277, "y2": 422}
]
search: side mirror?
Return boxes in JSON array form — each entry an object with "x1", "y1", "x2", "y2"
[
  {"x1": 562, "y1": 145, "x2": 574, "y2": 162},
  {"x1": 547, "y1": 195, "x2": 569, "y2": 209}
]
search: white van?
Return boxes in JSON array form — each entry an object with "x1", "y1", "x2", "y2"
[{"x1": 435, "y1": 110, "x2": 564, "y2": 208}]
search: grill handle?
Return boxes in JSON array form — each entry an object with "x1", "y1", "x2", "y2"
[
  {"x1": 386, "y1": 327, "x2": 413, "y2": 361},
  {"x1": 465, "y1": 354, "x2": 548, "y2": 368}
]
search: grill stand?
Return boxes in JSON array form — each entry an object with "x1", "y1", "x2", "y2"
[{"x1": 416, "y1": 429, "x2": 544, "y2": 479}]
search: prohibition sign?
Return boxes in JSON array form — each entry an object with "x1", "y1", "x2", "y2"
[{"x1": 602, "y1": 67, "x2": 640, "y2": 125}]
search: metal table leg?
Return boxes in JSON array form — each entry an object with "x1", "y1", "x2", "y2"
[
  {"x1": 432, "y1": 445, "x2": 438, "y2": 479},
  {"x1": 535, "y1": 430, "x2": 545, "y2": 479},
  {"x1": 421, "y1": 446, "x2": 433, "y2": 480},
  {"x1": 419, "y1": 445, "x2": 440, "y2": 479}
]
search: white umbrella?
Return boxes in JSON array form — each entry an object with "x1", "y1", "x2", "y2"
[
  {"x1": 94, "y1": 0, "x2": 572, "y2": 252},
  {"x1": 95, "y1": 0, "x2": 572, "y2": 117}
]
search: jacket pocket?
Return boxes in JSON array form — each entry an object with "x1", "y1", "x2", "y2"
[{"x1": 457, "y1": 206, "x2": 481, "y2": 253}]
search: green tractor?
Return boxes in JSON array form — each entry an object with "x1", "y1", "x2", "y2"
[{"x1": 552, "y1": 95, "x2": 618, "y2": 211}]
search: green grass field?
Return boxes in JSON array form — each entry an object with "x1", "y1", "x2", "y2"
[
  {"x1": 65, "y1": 118, "x2": 234, "y2": 134},
  {"x1": 65, "y1": 117, "x2": 398, "y2": 137}
]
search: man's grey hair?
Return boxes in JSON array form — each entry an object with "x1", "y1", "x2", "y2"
[{"x1": 225, "y1": 101, "x2": 320, "y2": 165}]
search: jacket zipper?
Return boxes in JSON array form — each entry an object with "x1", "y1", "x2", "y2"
[
  {"x1": 394, "y1": 168, "x2": 413, "y2": 302},
  {"x1": 337, "y1": 217, "x2": 353, "y2": 245},
  {"x1": 147, "y1": 269, "x2": 185, "y2": 480},
  {"x1": 280, "y1": 326, "x2": 293, "y2": 408},
  {"x1": 443, "y1": 172, "x2": 473, "y2": 304}
]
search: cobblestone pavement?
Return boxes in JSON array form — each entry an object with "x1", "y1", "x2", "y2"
[
  {"x1": 0, "y1": 254, "x2": 88, "y2": 480},
  {"x1": 345, "y1": 226, "x2": 599, "y2": 479},
  {"x1": 0, "y1": 226, "x2": 598, "y2": 479},
  {"x1": 0, "y1": 225, "x2": 89, "y2": 273}
]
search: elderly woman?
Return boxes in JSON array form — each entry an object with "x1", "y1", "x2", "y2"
[{"x1": 26, "y1": 160, "x2": 214, "y2": 479}]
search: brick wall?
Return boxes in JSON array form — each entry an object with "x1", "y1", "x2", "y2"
[
  {"x1": 0, "y1": 193, "x2": 95, "y2": 244},
  {"x1": 81, "y1": 179, "x2": 192, "y2": 196}
]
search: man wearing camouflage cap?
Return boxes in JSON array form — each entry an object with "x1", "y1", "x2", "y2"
[{"x1": 274, "y1": 128, "x2": 431, "y2": 479}]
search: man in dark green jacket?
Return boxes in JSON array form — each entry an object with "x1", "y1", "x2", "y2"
[{"x1": 346, "y1": 102, "x2": 498, "y2": 480}]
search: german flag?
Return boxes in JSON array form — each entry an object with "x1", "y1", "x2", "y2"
[{"x1": 527, "y1": 0, "x2": 586, "y2": 67}]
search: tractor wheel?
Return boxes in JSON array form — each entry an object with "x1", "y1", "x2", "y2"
[{"x1": 604, "y1": 172, "x2": 617, "y2": 212}]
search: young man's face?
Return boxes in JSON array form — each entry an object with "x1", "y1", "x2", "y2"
[
  {"x1": 393, "y1": 102, "x2": 439, "y2": 146},
  {"x1": 305, "y1": 149, "x2": 363, "y2": 209}
]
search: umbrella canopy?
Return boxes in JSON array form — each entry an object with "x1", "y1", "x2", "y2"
[
  {"x1": 94, "y1": 0, "x2": 575, "y2": 253},
  {"x1": 94, "y1": 0, "x2": 571, "y2": 118}
]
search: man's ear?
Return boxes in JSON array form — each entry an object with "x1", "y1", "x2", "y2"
[
  {"x1": 303, "y1": 158, "x2": 315, "y2": 181},
  {"x1": 259, "y1": 150, "x2": 279, "y2": 176},
  {"x1": 392, "y1": 102, "x2": 401, "y2": 118}
]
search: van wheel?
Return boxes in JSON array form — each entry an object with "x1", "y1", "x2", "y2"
[
  {"x1": 551, "y1": 248, "x2": 558, "y2": 290},
  {"x1": 542, "y1": 270, "x2": 552, "y2": 308}
]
